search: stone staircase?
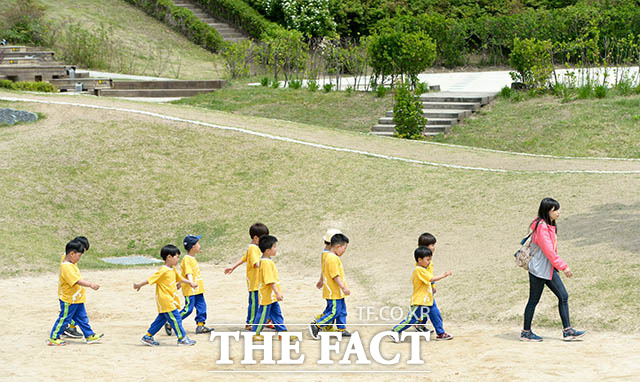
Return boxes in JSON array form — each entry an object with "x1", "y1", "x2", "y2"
[
  {"x1": 96, "y1": 80, "x2": 225, "y2": 97},
  {"x1": 173, "y1": 0, "x2": 247, "y2": 43},
  {"x1": 371, "y1": 91, "x2": 497, "y2": 136}
]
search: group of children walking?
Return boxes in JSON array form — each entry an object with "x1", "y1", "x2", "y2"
[{"x1": 47, "y1": 223, "x2": 454, "y2": 346}]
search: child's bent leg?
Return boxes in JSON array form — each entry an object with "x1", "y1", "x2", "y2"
[
  {"x1": 427, "y1": 299, "x2": 445, "y2": 335},
  {"x1": 194, "y1": 294, "x2": 207, "y2": 324},
  {"x1": 50, "y1": 301, "x2": 79, "y2": 340},
  {"x1": 146, "y1": 314, "x2": 168, "y2": 336},
  {"x1": 180, "y1": 296, "x2": 195, "y2": 320},
  {"x1": 246, "y1": 291, "x2": 258, "y2": 325},
  {"x1": 316, "y1": 299, "x2": 338, "y2": 329},
  {"x1": 252, "y1": 304, "x2": 269, "y2": 335},
  {"x1": 71, "y1": 303, "x2": 95, "y2": 337},
  {"x1": 269, "y1": 302, "x2": 287, "y2": 332},
  {"x1": 335, "y1": 299, "x2": 348, "y2": 330},
  {"x1": 165, "y1": 310, "x2": 187, "y2": 339},
  {"x1": 392, "y1": 306, "x2": 420, "y2": 333}
]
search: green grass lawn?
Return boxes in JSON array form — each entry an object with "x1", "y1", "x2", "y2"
[
  {"x1": 435, "y1": 94, "x2": 640, "y2": 158},
  {"x1": 4, "y1": 0, "x2": 225, "y2": 80},
  {"x1": 173, "y1": 81, "x2": 393, "y2": 133}
]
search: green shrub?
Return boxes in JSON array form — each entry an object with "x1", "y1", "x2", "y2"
[
  {"x1": 260, "y1": 77, "x2": 270, "y2": 86},
  {"x1": 415, "y1": 82, "x2": 429, "y2": 95},
  {"x1": 345, "y1": 85, "x2": 353, "y2": 96},
  {"x1": 280, "y1": 0, "x2": 336, "y2": 38},
  {"x1": 499, "y1": 86, "x2": 512, "y2": 99},
  {"x1": 307, "y1": 80, "x2": 319, "y2": 92},
  {"x1": 222, "y1": 40, "x2": 255, "y2": 78},
  {"x1": 393, "y1": 80, "x2": 426, "y2": 140},
  {"x1": 257, "y1": 28, "x2": 308, "y2": 83},
  {"x1": 123, "y1": 0, "x2": 224, "y2": 52},
  {"x1": 322, "y1": 83, "x2": 333, "y2": 92},
  {"x1": 271, "y1": 80, "x2": 280, "y2": 88},
  {"x1": 595, "y1": 84, "x2": 608, "y2": 98},
  {"x1": 0, "y1": 80, "x2": 56, "y2": 93},
  {"x1": 0, "y1": 0, "x2": 49, "y2": 46},
  {"x1": 192, "y1": 0, "x2": 285, "y2": 40},
  {"x1": 577, "y1": 84, "x2": 593, "y2": 99},
  {"x1": 289, "y1": 79, "x2": 302, "y2": 89},
  {"x1": 615, "y1": 78, "x2": 634, "y2": 96},
  {"x1": 57, "y1": 23, "x2": 110, "y2": 70},
  {"x1": 509, "y1": 38, "x2": 553, "y2": 89},
  {"x1": 375, "y1": 85, "x2": 388, "y2": 98}
]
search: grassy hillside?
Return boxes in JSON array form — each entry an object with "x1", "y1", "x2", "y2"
[
  {"x1": 1, "y1": 96, "x2": 639, "y2": 332},
  {"x1": 4, "y1": 0, "x2": 224, "y2": 79}
]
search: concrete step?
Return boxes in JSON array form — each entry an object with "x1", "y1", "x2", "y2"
[
  {"x1": 420, "y1": 92, "x2": 496, "y2": 105},
  {"x1": 371, "y1": 124, "x2": 450, "y2": 134},
  {"x1": 224, "y1": 37, "x2": 248, "y2": 43},
  {"x1": 219, "y1": 32, "x2": 246, "y2": 38},
  {"x1": 378, "y1": 117, "x2": 457, "y2": 126},
  {"x1": 111, "y1": 80, "x2": 225, "y2": 90},
  {"x1": 2, "y1": 51, "x2": 56, "y2": 61},
  {"x1": 384, "y1": 109, "x2": 472, "y2": 119},
  {"x1": 50, "y1": 78, "x2": 113, "y2": 91},
  {"x1": 422, "y1": 101, "x2": 479, "y2": 111},
  {"x1": 0, "y1": 46, "x2": 27, "y2": 53},
  {"x1": 97, "y1": 88, "x2": 218, "y2": 97}
]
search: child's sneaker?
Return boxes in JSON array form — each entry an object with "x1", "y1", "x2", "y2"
[
  {"x1": 177, "y1": 336, "x2": 196, "y2": 346},
  {"x1": 252, "y1": 334, "x2": 264, "y2": 341},
  {"x1": 321, "y1": 325, "x2": 337, "y2": 332},
  {"x1": 266, "y1": 319, "x2": 275, "y2": 330},
  {"x1": 164, "y1": 322, "x2": 172, "y2": 336},
  {"x1": 277, "y1": 333, "x2": 300, "y2": 341},
  {"x1": 245, "y1": 324, "x2": 253, "y2": 330},
  {"x1": 141, "y1": 335, "x2": 159, "y2": 347},
  {"x1": 337, "y1": 329, "x2": 352, "y2": 337},
  {"x1": 435, "y1": 332, "x2": 453, "y2": 341},
  {"x1": 562, "y1": 328, "x2": 586, "y2": 341},
  {"x1": 415, "y1": 325, "x2": 430, "y2": 333},
  {"x1": 63, "y1": 326, "x2": 83, "y2": 338},
  {"x1": 308, "y1": 321, "x2": 320, "y2": 340},
  {"x1": 386, "y1": 334, "x2": 400, "y2": 343},
  {"x1": 196, "y1": 325, "x2": 214, "y2": 334},
  {"x1": 85, "y1": 333, "x2": 104, "y2": 344},
  {"x1": 520, "y1": 330, "x2": 543, "y2": 342},
  {"x1": 47, "y1": 338, "x2": 66, "y2": 346}
]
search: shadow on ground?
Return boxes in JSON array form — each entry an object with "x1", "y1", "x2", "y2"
[{"x1": 562, "y1": 202, "x2": 640, "y2": 253}]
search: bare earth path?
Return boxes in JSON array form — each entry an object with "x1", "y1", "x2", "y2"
[{"x1": 2, "y1": 264, "x2": 640, "y2": 381}]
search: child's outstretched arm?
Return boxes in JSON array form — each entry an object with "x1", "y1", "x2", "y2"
[
  {"x1": 76, "y1": 279, "x2": 100, "y2": 291},
  {"x1": 430, "y1": 271, "x2": 452, "y2": 283},
  {"x1": 178, "y1": 277, "x2": 198, "y2": 289},
  {"x1": 133, "y1": 280, "x2": 149, "y2": 291},
  {"x1": 333, "y1": 275, "x2": 350, "y2": 296},
  {"x1": 224, "y1": 258, "x2": 245, "y2": 275},
  {"x1": 269, "y1": 282, "x2": 283, "y2": 301},
  {"x1": 316, "y1": 273, "x2": 323, "y2": 289}
]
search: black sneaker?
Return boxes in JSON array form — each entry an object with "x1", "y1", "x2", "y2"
[
  {"x1": 520, "y1": 330, "x2": 543, "y2": 342},
  {"x1": 164, "y1": 322, "x2": 172, "y2": 336},
  {"x1": 196, "y1": 325, "x2": 213, "y2": 334},
  {"x1": 415, "y1": 325, "x2": 429, "y2": 333},
  {"x1": 62, "y1": 326, "x2": 83, "y2": 339},
  {"x1": 338, "y1": 330, "x2": 351, "y2": 337},
  {"x1": 308, "y1": 321, "x2": 320, "y2": 340},
  {"x1": 562, "y1": 328, "x2": 586, "y2": 341}
]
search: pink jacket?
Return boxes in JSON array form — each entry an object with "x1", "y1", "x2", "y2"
[{"x1": 531, "y1": 219, "x2": 567, "y2": 279}]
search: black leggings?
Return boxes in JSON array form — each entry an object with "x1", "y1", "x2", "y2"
[{"x1": 523, "y1": 269, "x2": 571, "y2": 330}]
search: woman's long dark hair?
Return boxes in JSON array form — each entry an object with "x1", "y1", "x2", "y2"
[{"x1": 537, "y1": 197, "x2": 560, "y2": 227}]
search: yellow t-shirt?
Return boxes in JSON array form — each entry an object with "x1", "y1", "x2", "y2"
[
  {"x1": 411, "y1": 265, "x2": 434, "y2": 306},
  {"x1": 59, "y1": 262, "x2": 85, "y2": 304},
  {"x1": 322, "y1": 252, "x2": 347, "y2": 299},
  {"x1": 258, "y1": 258, "x2": 280, "y2": 306},
  {"x1": 148, "y1": 265, "x2": 183, "y2": 313},
  {"x1": 241, "y1": 244, "x2": 261, "y2": 292},
  {"x1": 180, "y1": 255, "x2": 204, "y2": 297}
]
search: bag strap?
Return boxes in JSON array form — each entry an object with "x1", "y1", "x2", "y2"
[{"x1": 524, "y1": 218, "x2": 542, "y2": 240}]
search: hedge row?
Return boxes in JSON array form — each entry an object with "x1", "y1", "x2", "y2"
[
  {"x1": 123, "y1": 0, "x2": 225, "y2": 52},
  {"x1": 192, "y1": 0, "x2": 285, "y2": 39},
  {"x1": 0, "y1": 80, "x2": 57, "y2": 92}
]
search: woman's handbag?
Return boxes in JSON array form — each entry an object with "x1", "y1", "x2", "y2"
[{"x1": 514, "y1": 219, "x2": 542, "y2": 270}]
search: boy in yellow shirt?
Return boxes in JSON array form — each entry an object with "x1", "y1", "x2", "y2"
[
  {"x1": 251, "y1": 235, "x2": 294, "y2": 340},
  {"x1": 388, "y1": 246, "x2": 451, "y2": 342},
  {"x1": 48, "y1": 240, "x2": 103, "y2": 346},
  {"x1": 315, "y1": 228, "x2": 342, "y2": 332},
  {"x1": 60, "y1": 236, "x2": 90, "y2": 339},
  {"x1": 309, "y1": 233, "x2": 351, "y2": 339},
  {"x1": 224, "y1": 222, "x2": 269, "y2": 329},
  {"x1": 164, "y1": 234, "x2": 212, "y2": 335},
  {"x1": 134, "y1": 245, "x2": 198, "y2": 346}
]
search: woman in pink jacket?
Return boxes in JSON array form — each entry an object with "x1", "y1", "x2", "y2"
[{"x1": 521, "y1": 197, "x2": 586, "y2": 342}]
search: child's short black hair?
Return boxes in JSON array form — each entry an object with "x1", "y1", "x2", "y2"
[
  {"x1": 250, "y1": 222, "x2": 269, "y2": 239},
  {"x1": 160, "y1": 244, "x2": 181, "y2": 260},
  {"x1": 331, "y1": 233, "x2": 349, "y2": 246},
  {"x1": 418, "y1": 232, "x2": 437, "y2": 247},
  {"x1": 73, "y1": 236, "x2": 90, "y2": 251},
  {"x1": 414, "y1": 246, "x2": 433, "y2": 262},
  {"x1": 66, "y1": 240, "x2": 85, "y2": 255},
  {"x1": 259, "y1": 235, "x2": 278, "y2": 253}
]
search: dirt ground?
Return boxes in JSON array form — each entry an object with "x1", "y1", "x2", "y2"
[{"x1": 2, "y1": 263, "x2": 639, "y2": 381}]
